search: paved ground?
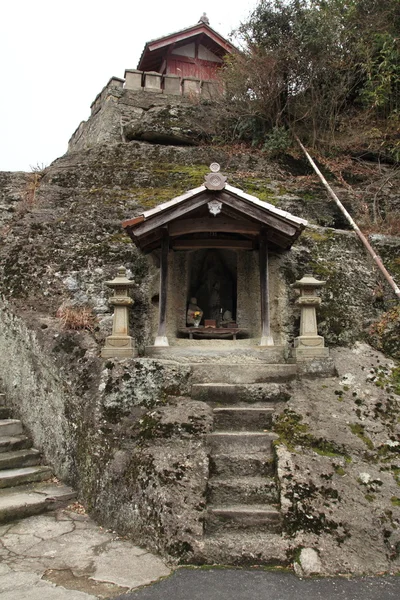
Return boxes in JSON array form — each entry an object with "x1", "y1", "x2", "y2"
[
  {"x1": 1, "y1": 508, "x2": 400, "y2": 600},
  {"x1": 115, "y1": 568, "x2": 400, "y2": 600},
  {"x1": 0, "y1": 507, "x2": 170, "y2": 599}
]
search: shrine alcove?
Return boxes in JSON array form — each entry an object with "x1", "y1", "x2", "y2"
[{"x1": 188, "y1": 249, "x2": 237, "y2": 324}]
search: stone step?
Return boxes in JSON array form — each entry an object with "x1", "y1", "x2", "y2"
[
  {"x1": 0, "y1": 448, "x2": 41, "y2": 470},
  {"x1": 213, "y1": 407, "x2": 275, "y2": 431},
  {"x1": 146, "y1": 346, "x2": 291, "y2": 364},
  {"x1": 207, "y1": 431, "x2": 277, "y2": 454},
  {"x1": 190, "y1": 364, "x2": 298, "y2": 384},
  {"x1": 0, "y1": 435, "x2": 32, "y2": 454},
  {"x1": 0, "y1": 481, "x2": 77, "y2": 523},
  {"x1": 210, "y1": 452, "x2": 275, "y2": 478},
  {"x1": 0, "y1": 419, "x2": 23, "y2": 437},
  {"x1": 0, "y1": 466, "x2": 53, "y2": 488},
  {"x1": 195, "y1": 531, "x2": 289, "y2": 566},
  {"x1": 0, "y1": 408, "x2": 12, "y2": 419},
  {"x1": 208, "y1": 476, "x2": 279, "y2": 505},
  {"x1": 192, "y1": 382, "x2": 291, "y2": 404},
  {"x1": 206, "y1": 504, "x2": 281, "y2": 534}
]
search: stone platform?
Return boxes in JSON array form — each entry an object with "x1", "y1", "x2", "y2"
[{"x1": 144, "y1": 345, "x2": 292, "y2": 364}]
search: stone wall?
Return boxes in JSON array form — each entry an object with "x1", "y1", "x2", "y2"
[
  {"x1": 0, "y1": 297, "x2": 74, "y2": 480},
  {"x1": 124, "y1": 70, "x2": 220, "y2": 99},
  {"x1": 68, "y1": 75, "x2": 221, "y2": 153}
]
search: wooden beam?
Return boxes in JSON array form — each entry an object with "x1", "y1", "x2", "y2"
[
  {"x1": 171, "y1": 239, "x2": 253, "y2": 250},
  {"x1": 168, "y1": 217, "x2": 260, "y2": 237},
  {"x1": 122, "y1": 215, "x2": 145, "y2": 228},
  {"x1": 132, "y1": 195, "x2": 210, "y2": 238},
  {"x1": 259, "y1": 232, "x2": 274, "y2": 346},
  {"x1": 154, "y1": 230, "x2": 169, "y2": 347},
  {"x1": 218, "y1": 192, "x2": 297, "y2": 237}
]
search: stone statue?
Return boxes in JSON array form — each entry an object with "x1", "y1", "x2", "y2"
[
  {"x1": 187, "y1": 297, "x2": 203, "y2": 325},
  {"x1": 198, "y1": 12, "x2": 210, "y2": 25},
  {"x1": 222, "y1": 310, "x2": 233, "y2": 324}
]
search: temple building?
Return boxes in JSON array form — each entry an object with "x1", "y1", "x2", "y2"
[{"x1": 137, "y1": 16, "x2": 233, "y2": 82}]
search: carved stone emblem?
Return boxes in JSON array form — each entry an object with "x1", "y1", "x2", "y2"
[
  {"x1": 204, "y1": 172, "x2": 227, "y2": 190},
  {"x1": 208, "y1": 199, "x2": 223, "y2": 216},
  {"x1": 204, "y1": 163, "x2": 227, "y2": 190}
]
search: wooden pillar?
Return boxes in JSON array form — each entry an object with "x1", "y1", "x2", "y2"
[
  {"x1": 259, "y1": 232, "x2": 274, "y2": 346},
  {"x1": 154, "y1": 230, "x2": 169, "y2": 347}
]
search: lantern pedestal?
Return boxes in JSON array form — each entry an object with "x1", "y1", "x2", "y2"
[
  {"x1": 101, "y1": 267, "x2": 138, "y2": 359},
  {"x1": 293, "y1": 345, "x2": 329, "y2": 360},
  {"x1": 101, "y1": 341, "x2": 137, "y2": 358}
]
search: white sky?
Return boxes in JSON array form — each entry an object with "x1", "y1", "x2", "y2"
[{"x1": 0, "y1": 0, "x2": 255, "y2": 173}]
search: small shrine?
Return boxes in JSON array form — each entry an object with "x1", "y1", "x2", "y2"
[
  {"x1": 122, "y1": 165, "x2": 308, "y2": 350},
  {"x1": 136, "y1": 16, "x2": 233, "y2": 82}
]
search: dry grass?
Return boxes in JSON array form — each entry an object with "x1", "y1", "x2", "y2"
[
  {"x1": 56, "y1": 304, "x2": 96, "y2": 332},
  {"x1": 15, "y1": 171, "x2": 45, "y2": 216}
]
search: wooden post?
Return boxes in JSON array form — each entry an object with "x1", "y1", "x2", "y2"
[
  {"x1": 154, "y1": 229, "x2": 169, "y2": 346},
  {"x1": 259, "y1": 233, "x2": 274, "y2": 346}
]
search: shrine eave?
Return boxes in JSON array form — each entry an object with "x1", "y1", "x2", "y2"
[{"x1": 122, "y1": 182, "x2": 308, "y2": 253}]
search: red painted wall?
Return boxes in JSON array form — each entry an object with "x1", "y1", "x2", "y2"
[{"x1": 166, "y1": 57, "x2": 219, "y2": 80}]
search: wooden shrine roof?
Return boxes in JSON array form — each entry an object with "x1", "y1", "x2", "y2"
[
  {"x1": 137, "y1": 22, "x2": 234, "y2": 73},
  {"x1": 122, "y1": 167, "x2": 308, "y2": 253}
]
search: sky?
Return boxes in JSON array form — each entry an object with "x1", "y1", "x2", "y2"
[{"x1": 0, "y1": 0, "x2": 256, "y2": 173}]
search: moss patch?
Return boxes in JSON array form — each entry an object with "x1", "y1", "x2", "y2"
[
  {"x1": 348, "y1": 423, "x2": 374, "y2": 450},
  {"x1": 274, "y1": 410, "x2": 350, "y2": 459}
]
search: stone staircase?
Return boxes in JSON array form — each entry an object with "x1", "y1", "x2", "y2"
[
  {"x1": 0, "y1": 392, "x2": 76, "y2": 522},
  {"x1": 192, "y1": 380, "x2": 291, "y2": 565},
  {"x1": 148, "y1": 345, "x2": 299, "y2": 564}
]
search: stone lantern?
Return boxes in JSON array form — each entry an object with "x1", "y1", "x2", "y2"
[
  {"x1": 101, "y1": 266, "x2": 138, "y2": 358},
  {"x1": 291, "y1": 274, "x2": 329, "y2": 360}
]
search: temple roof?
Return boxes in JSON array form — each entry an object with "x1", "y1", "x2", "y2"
[
  {"x1": 137, "y1": 22, "x2": 234, "y2": 73},
  {"x1": 123, "y1": 166, "x2": 307, "y2": 253}
]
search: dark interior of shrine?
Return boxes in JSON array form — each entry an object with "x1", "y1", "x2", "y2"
[{"x1": 188, "y1": 249, "x2": 237, "y2": 325}]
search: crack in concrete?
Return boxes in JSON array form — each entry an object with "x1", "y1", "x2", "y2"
[
  {"x1": 43, "y1": 567, "x2": 129, "y2": 599},
  {"x1": 0, "y1": 538, "x2": 20, "y2": 558}
]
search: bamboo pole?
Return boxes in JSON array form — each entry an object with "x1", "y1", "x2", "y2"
[{"x1": 292, "y1": 132, "x2": 400, "y2": 301}]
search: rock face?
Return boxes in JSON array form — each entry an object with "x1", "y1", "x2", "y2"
[
  {"x1": 123, "y1": 102, "x2": 211, "y2": 146},
  {"x1": 294, "y1": 548, "x2": 323, "y2": 577},
  {"x1": 1, "y1": 139, "x2": 398, "y2": 347},
  {"x1": 275, "y1": 344, "x2": 400, "y2": 575},
  {"x1": 0, "y1": 89, "x2": 399, "y2": 573}
]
